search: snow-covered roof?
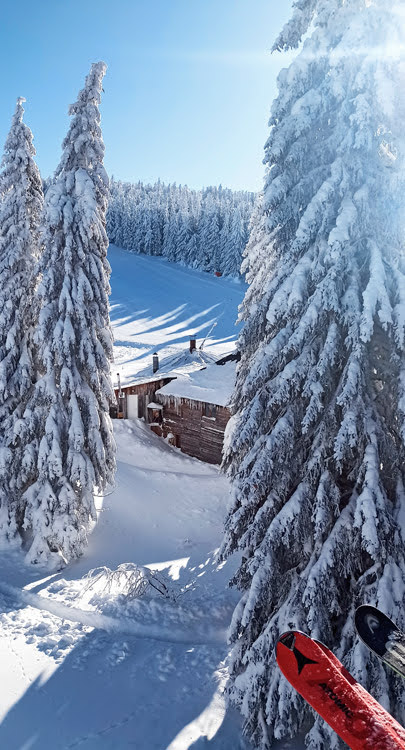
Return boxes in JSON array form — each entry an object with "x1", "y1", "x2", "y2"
[
  {"x1": 158, "y1": 347, "x2": 217, "y2": 374},
  {"x1": 147, "y1": 402, "x2": 163, "y2": 409},
  {"x1": 120, "y1": 374, "x2": 172, "y2": 388},
  {"x1": 156, "y1": 361, "x2": 236, "y2": 407},
  {"x1": 122, "y1": 347, "x2": 219, "y2": 387}
]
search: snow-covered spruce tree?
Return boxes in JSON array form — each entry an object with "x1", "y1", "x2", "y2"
[
  {"x1": 19, "y1": 63, "x2": 116, "y2": 567},
  {"x1": 106, "y1": 179, "x2": 254, "y2": 274},
  {"x1": 0, "y1": 98, "x2": 44, "y2": 540},
  {"x1": 221, "y1": 2, "x2": 405, "y2": 748},
  {"x1": 199, "y1": 193, "x2": 220, "y2": 271},
  {"x1": 224, "y1": 204, "x2": 247, "y2": 277}
]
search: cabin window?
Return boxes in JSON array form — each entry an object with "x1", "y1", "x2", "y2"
[
  {"x1": 147, "y1": 402, "x2": 163, "y2": 425},
  {"x1": 204, "y1": 403, "x2": 217, "y2": 419}
]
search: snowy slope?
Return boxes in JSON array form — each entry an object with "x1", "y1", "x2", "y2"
[
  {"x1": 109, "y1": 245, "x2": 246, "y2": 386},
  {"x1": 0, "y1": 422, "x2": 244, "y2": 749},
  {"x1": 0, "y1": 250, "x2": 303, "y2": 750}
]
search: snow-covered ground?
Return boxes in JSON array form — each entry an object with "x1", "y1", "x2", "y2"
[
  {"x1": 0, "y1": 249, "x2": 302, "y2": 749},
  {"x1": 0, "y1": 421, "x2": 242, "y2": 749}
]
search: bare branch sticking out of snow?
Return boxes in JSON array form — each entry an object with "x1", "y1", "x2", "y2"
[{"x1": 83, "y1": 562, "x2": 182, "y2": 603}]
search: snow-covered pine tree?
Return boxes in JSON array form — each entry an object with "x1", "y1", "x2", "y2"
[
  {"x1": 16, "y1": 62, "x2": 116, "y2": 567},
  {"x1": 218, "y1": 209, "x2": 231, "y2": 274},
  {"x1": 106, "y1": 177, "x2": 119, "y2": 244},
  {"x1": 198, "y1": 192, "x2": 220, "y2": 271},
  {"x1": 163, "y1": 208, "x2": 178, "y2": 261},
  {"x1": 221, "y1": 1, "x2": 405, "y2": 748},
  {"x1": 106, "y1": 179, "x2": 253, "y2": 274},
  {"x1": 186, "y1": 214, "x2": 199, "y2": 268},
  {"x1": 176, "y1": 206, "x2": 193, "y2": 265},
  {"x1": 142, "y1": 201, "x2": 155, "y2": 256},
  {"x1": 0, "y1": 97, "x2": 44, "y2": 541},
  {"x1": 224, "y1": 204, "x2": 246, "y2": 277}
]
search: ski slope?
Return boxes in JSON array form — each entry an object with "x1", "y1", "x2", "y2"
[
  {"x1": 0, "y1": 249, "x2": 303, "y2": 750},
  {"x1": 109, "y1": 244, "x2": 246, "y2": 385}
]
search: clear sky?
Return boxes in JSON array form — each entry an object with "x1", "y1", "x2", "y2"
[{"x1": 0, "y1": 1, "x2": 294, "y2": 193}]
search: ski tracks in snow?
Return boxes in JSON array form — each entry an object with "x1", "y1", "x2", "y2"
[
  {"x1": 0, "y1": 579, "x2": 236, "y2": 750},
  {"x1": 0, "y1": 580, "x2": 228, "y2": 647}
]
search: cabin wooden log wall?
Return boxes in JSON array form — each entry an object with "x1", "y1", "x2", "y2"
[
  {"x1": 113, "y1": 377, "x2": 174, "y2": 419},
  {"x1": 156, "y1": 394, "x2": 230, "y2": 465}
]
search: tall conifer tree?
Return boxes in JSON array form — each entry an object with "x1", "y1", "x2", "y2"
[
  {"x1": 12, "y1": 63, "x2": 116, "y2": 567},
  {"x1": 221, "y1": 1, "x2": 405, "y2": 747},
  {"x1": 0, "y1": 98, "x2": 44, "y2": 540}
]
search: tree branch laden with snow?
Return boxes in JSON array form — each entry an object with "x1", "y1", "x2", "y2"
[
  {"x1": 221, "y1": 1, "x2": 405, "y2": 747},
  {"x1": 12, "y1": 63, "x2": 116, "y2": 567}
]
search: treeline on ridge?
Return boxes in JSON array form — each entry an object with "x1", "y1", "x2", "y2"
[{"x1": 106, "y1": 179, "x2": 255, "y2": 277}]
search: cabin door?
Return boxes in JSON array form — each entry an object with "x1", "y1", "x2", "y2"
[{"x1": 127, "y1": 394, "x2": 139, "y2": 420}]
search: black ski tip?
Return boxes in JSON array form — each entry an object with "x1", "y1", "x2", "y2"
[
  {"x1": 279, "y1": 632, "x2": 296, "y2": 650},
  {"x1": 276, "y1": 631, "x2": 319, "y2": 676},
  {"x1": 355, "y1": 605, "x2": 399, "y2": 657},
  {"x1": 277, "y1": 630, "x2": 312, "y2": 651}
]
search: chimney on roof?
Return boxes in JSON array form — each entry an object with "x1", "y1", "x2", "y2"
[
  {"x1": 152, "y1": 352, "x2": 159, "y2": 373},
  {"x1": 189, "y1": 337, "x2": 197, "y2": 353}
]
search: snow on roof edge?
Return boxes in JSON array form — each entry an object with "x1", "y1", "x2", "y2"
[{"x1": 156, "y1": 361, "x2": 236, "y2": 407}]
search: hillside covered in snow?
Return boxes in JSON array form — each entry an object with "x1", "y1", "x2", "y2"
[
  {"x1": 109, "y1": 244, "x2": 247, "y2": 387},
  {"x1": 107, "y1": 181, "x2": 254, "y2": 278},
  {"x1": 0, "y1": 250, "x2": 303, "y2": 750}
]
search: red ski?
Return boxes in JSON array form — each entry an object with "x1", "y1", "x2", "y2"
[{"x1": 276, "y1": 630, "x2": 405, "y2": 749}]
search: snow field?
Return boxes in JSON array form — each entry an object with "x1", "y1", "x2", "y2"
[
  {"x1": 0, "y1": 411, "x2": 303, "y2": 749},
  {"x1": 0, "y1": 419, "x2": 244, "y2": 748},
  {"x1": 109, "y1": 244, "x2": 247, "y2": 386},
  {"x1": 0, "y1": 250, "x2": 303, "y2": 749}
]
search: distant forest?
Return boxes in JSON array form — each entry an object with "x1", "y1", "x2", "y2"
[{"x1": 106, "y1": 179, "x2": 255, "y2": 277}]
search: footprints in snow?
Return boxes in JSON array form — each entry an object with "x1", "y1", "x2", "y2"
[
  {"x1": 0, "y1": 606, "x2": 90, "y2": 663},
  {"x1": 0, "y1": 599, "x2": 132, "y2": 671}
]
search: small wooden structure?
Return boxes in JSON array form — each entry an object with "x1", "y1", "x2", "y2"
[
  {"x1": 155, "y1": 361, "x2": 235, "y2": 465},
  {"x1": 113, "y1": 376, "x2": 175, "y2": 420}
]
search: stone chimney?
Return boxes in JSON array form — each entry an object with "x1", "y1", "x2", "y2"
[
  {"x1": 189, "y1": 337, "x2": 197, "y2": 353},
  {"x1": 152, "y1": 352, "x2": 159, "y2": 373}
]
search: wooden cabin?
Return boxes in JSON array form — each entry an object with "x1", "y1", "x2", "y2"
[
  {"x1": 112, "y1": 348, "x2": 236, "y2": 465},
  {"x1": 154, "y1": 361, "x2": 236, "y2": 465},
  {"x1": 153, "y1": 394, "x2": 230, "y2": 464}
]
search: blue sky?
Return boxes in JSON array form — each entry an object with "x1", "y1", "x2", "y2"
[{"x1": 0, "y1": 1, "x2": 293, "y2": 192}]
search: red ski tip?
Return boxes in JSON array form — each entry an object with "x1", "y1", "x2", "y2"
[{"x1": 276, "y1": 631, "x2": 405, "y2": 750}]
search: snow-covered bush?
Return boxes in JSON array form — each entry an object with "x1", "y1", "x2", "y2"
[{"x1": 83, "y1": 563, "x2": 179, "y2": 603}]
